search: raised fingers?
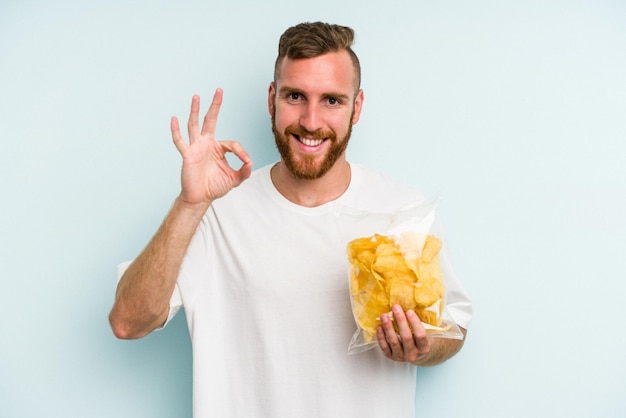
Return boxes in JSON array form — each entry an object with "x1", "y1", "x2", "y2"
[
  {"x1": 200, "y1": 88, "x2": 223, "y2": 137},
  {"x1": 187, "y1": 95, "x2": 201, "y2": 141},
  {"x1": 171, "y1": 116, "x2": 187, "y2": 154},
  {"x1": 181, "y1": 89, "x2": 224, "y2": 144}
]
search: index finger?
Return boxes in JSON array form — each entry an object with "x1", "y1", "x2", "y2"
[{"x1": 201, "y1": 88, "x2": 224, "y2": 137}]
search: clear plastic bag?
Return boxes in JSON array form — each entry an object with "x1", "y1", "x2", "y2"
[{"x1": 340, "y1": 199, "x2": 464, "y2": 354}]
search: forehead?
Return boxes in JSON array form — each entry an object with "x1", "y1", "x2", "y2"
[{"x1": 276, "y1": 50, "x2": 357, "y2": 97}]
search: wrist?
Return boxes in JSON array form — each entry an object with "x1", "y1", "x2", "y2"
[
  {"x1": 174, "y1": 195, "x2": 212, "y2": 214},
  {"x1": 170, "y1": 196, "x2": 212, "y2": 229}
]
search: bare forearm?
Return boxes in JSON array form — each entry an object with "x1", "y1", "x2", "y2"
[
  {"x1": 109, "y1": 197, "x2": 210, "y2": 339},
  {"x1": 414, "y1": 327, "x2": 467, "y2": 367}
]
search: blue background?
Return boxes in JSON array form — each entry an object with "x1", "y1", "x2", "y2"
[{"x1": 1, "y1": 0, "x2": 624, "y2": 417}]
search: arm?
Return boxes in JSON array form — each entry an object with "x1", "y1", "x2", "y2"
[
  {"x1": 109, "y1": 89, "x2": 253, "y2": 339},
  {"x1": 109, "y1": 198, "x2": 208, "y2": 339},
  {"x1": 376, "y1": 304, "x2": 467, "y2": 366}
]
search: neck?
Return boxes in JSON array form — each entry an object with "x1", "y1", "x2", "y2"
[{"x1": 270, "y1": 160, "x2": 351, "y2": 207}]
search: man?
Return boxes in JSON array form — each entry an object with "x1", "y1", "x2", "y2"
[{"x1": 110, "y1": 22, "x2": 472, "y2": 417}]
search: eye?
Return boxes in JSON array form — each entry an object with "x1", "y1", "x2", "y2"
[
  {"x1": 325, "y1": 96, "x2": 345, "y2": 107},
  {"x1": 288, "y1": 92, "x2": 302, "y2": 101}
]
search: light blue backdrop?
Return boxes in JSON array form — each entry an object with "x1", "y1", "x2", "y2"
[{"x1": 1, "y1": 0, "x2": 624, "y2": 417}]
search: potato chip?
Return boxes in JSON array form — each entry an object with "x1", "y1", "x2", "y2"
[
  {"x1": 416, "y1": 301, "x2": 443, "y2": 327},
  {"x1": 350, "y1": 262, "x2": 372, "y2": 296},
  {"x1": 413, "y1": 275, "x2": 443, "y2": 308},
  {"x1": 347, "y1": 237, "x2": 376, "y2": 263},
  {"x1": 421, "y1": 235, "x2": 442, "y2": 263},
  {"x1": 354, "y1": 276, "x2": 389, "y2": 342},
  {"x1": 373, "y1": 244, "x2": 412, "y2": 278},
  {"x1": 347, "y1": 233, "x2": 445, "y2": 332},
  {"x1": 417, "y1": 256, "x2": 443, "y2": 283},
  {"x1": 389, "y1": 276, "x2": 417, "y2": 310}
]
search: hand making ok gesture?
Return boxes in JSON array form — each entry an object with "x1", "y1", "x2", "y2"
[{"x1": 171, "y1": 89, "x2": 253, "y2": 206}]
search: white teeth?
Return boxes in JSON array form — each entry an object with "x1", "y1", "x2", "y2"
[{"x1": 300, "y1": 137, "x2": 324, "y2": 147}]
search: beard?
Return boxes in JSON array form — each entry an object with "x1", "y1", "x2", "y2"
[{"x1": 271, "y1": 109, "x2": 353, "y2": 180}]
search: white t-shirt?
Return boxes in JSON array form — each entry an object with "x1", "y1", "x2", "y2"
[{"x1": 129, "y1": 163, "x2": 472, "y2": 418}]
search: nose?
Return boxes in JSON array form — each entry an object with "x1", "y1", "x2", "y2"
[{"x1": 299, "y1": 103, "x2": 323, "y2": 133}]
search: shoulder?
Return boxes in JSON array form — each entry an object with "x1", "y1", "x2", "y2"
[
  {"x1": 347, "y1": 164, "x2": 428, "y2": 212},
  {"x1": 353, "y1": 164, "x2": 420, "y2": 191}
]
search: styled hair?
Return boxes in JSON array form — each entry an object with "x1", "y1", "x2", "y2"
[{"x1": 274, "y1": 22, "x2": 361, "y2": 91}]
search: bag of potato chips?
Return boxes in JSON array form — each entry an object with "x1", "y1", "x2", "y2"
[{"x1": 341, "y1": 199, "x2": 464, "y2": 354}]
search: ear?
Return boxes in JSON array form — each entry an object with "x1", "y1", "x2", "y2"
[
  {"x1": 268, "y1": 82, "x2": 276, "y2": 116},
  {"x1": 351, "y1": 89, "x2": 364, "y2": 125}
]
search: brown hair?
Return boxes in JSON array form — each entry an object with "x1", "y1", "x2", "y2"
[{"x1": 274, "y1": 22, "x2": 361, "y2": 91}]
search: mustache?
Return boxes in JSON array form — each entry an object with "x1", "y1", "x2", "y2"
[{"x1": 284, "y1": 124, "x2": 336, "y2": 141}]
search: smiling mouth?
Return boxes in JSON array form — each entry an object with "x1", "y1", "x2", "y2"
[{"x1": 294, "y1": 135, "x2": 326, "y2": 147}]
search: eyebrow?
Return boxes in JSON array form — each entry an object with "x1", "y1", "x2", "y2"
[{"x1": 278, "y1": 86, "x2": 351, "y2": 102}]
